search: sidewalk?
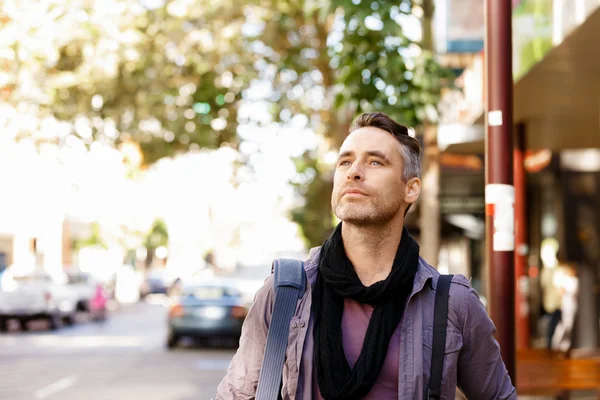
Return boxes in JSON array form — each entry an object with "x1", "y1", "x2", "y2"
[{"x1": 515, "y1": 348, "x2": 600, "y2": 399}]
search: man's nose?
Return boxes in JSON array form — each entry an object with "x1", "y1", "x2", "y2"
[{"x1": 347, "y1": 163, "x2": 364, "y2": 181}]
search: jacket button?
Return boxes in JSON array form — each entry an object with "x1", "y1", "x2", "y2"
[
  {"x1": 300, "y1": 321, "x2": 306, "y2": 328},
  {"x1": 292, "y1": 322, "x2": 298, "y2": 328}
]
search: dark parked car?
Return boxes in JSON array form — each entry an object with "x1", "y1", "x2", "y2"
[
  {"x1": 166, "y1": 279, "x2": 248, "y2": 348},
  {"x1": 140, "y1": 269, "x2": 170, "y2": 298}
]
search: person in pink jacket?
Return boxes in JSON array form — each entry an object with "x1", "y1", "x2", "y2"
[{"x1": 89, "y1": 283, "x2": 108, "y2": 321}]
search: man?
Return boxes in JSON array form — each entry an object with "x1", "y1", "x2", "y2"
[{"x1": 216, "y1": 112, "x2": 516, "y2": 399}]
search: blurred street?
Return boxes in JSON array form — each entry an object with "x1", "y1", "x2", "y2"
[{"x1": 0, "y1": 298, "x2": 234, "y2": 400}]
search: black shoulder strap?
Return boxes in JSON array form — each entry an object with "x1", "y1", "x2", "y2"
[
  {"x1": 256, "y1": 259, "x2": 306, "y2": 400},
  {"x1": 427, "y1": 274, "x2": 454, "y2": 400}
]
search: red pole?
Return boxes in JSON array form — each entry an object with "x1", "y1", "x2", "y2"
[
  {"x1": 485, "y1": 0, "x2": 516, "y2": 383},
  {"x1": 514, "y1": 124, "x2": 529, "y2": 349}
]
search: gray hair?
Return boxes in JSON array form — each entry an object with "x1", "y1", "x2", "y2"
[{"x1": 349, "y1": 112, "x2": 422, "y2": 182}]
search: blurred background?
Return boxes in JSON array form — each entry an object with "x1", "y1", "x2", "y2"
[{"x1": 1, "y1": 0, "x2": 599, "y2": 399}]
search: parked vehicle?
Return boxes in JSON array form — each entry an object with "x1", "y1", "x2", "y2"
[
  {"x1": 0, "y1": 268, "x2": 78, "y2": 331},
  {"x1": 140, "y1": 269, "x2": 170, "y2": 298},
  {"x1": 166, "y1": 279, "x2": 248, "y2": 349},
  {"x1": 63, "y1": 268, "x2": 109, "y2": 322},
  {"x1": 64, "y1": 269, "x2": 97, "y2": 313}
]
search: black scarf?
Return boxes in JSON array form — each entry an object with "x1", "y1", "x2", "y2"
[{"x1": 313, "y1": 223, "x2": 420, "y2": 400}]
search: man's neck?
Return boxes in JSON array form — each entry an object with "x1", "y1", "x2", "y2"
[{"x1": 341, "y1": 220, "x2": 404, "y2": 287}]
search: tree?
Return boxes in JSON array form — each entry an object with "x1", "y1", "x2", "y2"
[
  {"x1": 248, "y1": 0, "x2": 452, "y2": 247},
  {"x1": 0, "y1": 0, "x2": 251, "y2": 163},
  {"x1": 0, "y1": 0, "x2": 452, "y2": 249},
  {"x1": 73, "y1": 222, "x2": 107, "y2": 250},
  {"x1": 143, "y1": 218, "x2": 169, "y2": 268}
]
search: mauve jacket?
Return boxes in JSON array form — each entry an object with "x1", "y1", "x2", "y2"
[{"x1": 216, "y1": 247, "x2": 517, "y2": 400}]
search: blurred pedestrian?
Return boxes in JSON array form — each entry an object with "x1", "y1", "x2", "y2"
[
  {"x1": 551, "y1": 263, "x2": 579, "y2": 352},
  {"x1": 216, "y1": 112, "x2": 516, "y2": 399},
  {"x1": 540, "y1": 246, "x2": 577, "y2": 351},
  {"x1": 90, "y1": 283, "x2": 108, "y2": 321},
  {"x1": 540, "y1": 248, "x2": 564, "y2": 350}
]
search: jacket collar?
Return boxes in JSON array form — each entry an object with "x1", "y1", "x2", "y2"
[{"x1": 304, "y1": 246, "x2": 321, "y2": 287}]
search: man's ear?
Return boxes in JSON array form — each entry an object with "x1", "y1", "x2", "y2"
[{"x1": 404, "y1": 177, "x2": 421, "y2": 206}]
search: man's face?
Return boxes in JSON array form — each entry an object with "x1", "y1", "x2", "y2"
[{"x1": 331, "y1": 127, "x2": 410, "y2": 226}]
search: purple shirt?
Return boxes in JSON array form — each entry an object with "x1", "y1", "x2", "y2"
[{"x1": 314, "y1": 298, "x2": 401, "y2": 399}]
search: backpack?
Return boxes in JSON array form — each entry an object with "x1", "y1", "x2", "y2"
[{"x1": 255, "y1": 259, "x2": 453, "y2": 400}]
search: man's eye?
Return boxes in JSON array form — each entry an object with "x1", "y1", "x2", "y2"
[
  {"x1": 339, "y1": 160, "x2": 351, "y2": 167},
  {"x1": 370, "y1": 160, "x2": 382, "y2": 166}
]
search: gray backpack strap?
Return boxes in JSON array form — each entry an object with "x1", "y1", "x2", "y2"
[
  {"x1": 427, "y1": 274, "x2": 454, "y2": 400},
  {"x1": 256, "y1": 259, "x2": 306, "y2": 400}
]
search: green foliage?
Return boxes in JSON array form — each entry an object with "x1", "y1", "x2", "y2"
[
  {"x1": 0, "y1": 0, "x2": 452, "y2": 248},
  {"x1": 73, "y1": 222, "x2": 107, "y2": 250},
  {"x1": 513, "y1": 0, "x2": 554, "y2": 80},
  {"x1": 267, "y1": 0, "x2": 454, "y2": 247},
  {"x1": 144, "y1": 219, "x2": 169, "y2": 250},
  {"x1": 331, "y1": 0, "x2": 447, "y2": 126},
  {"x1": 1, "y1": 0, "x2": 251, "y2": 164},
  {"x1": 289, "y1": 151, "x2": 335, "y2": 248},
  {"x1": 515, "y1": 37, "x2": 552, "y2": 79}
]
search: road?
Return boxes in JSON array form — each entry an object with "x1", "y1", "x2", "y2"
[
  {"x1": 2, "y1": 298, "x2": 590, "y2": 400},
  {"x1": 0, "y1": 298, "x2": 236, "y2": 400}
]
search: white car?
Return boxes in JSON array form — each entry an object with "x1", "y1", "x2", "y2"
[
  {"x1": 63, "y1": 269, "x2": 98, "y2": 313},
  {"x1": 0, "y1": 268, "x2": 79, "y2": 331}
]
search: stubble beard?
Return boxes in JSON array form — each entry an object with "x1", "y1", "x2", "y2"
[{"x1": 332, "y1": 195, "x2": 401, "y2": 227}]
